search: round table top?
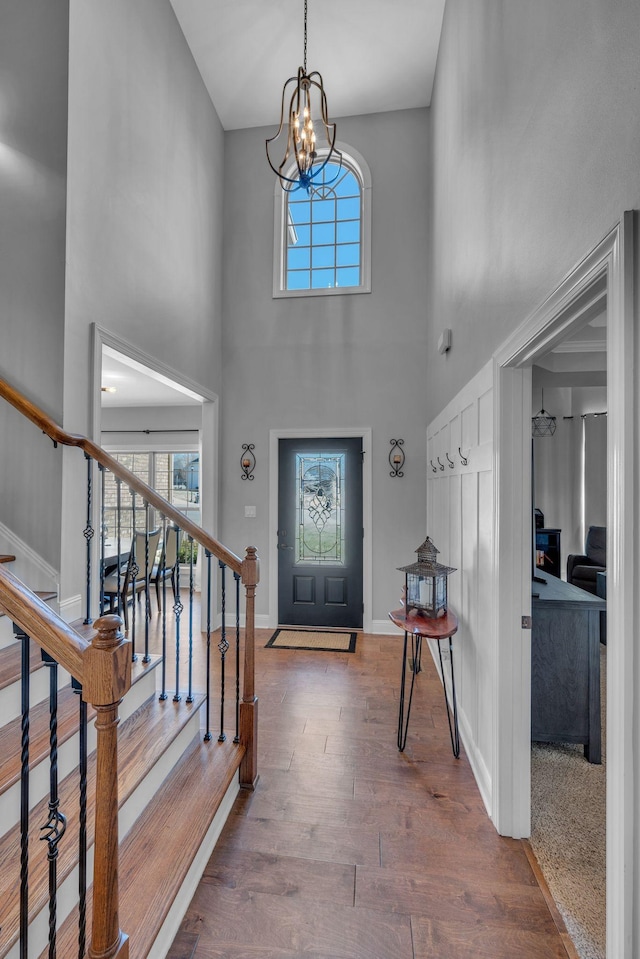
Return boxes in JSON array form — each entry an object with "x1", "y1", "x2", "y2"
[{"x1": 389, "y1": 607, "x2": 458, "y2": 639}]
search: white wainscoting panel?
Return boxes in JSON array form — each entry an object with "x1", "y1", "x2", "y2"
[{"x1": 427, "y1": 360, "x2": 494, "y2": 813}]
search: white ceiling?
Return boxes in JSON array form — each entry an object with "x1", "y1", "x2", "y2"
[
  {"x1": 169, "y1": 0, "x2": 447, "y2": 130},
  {"x1": 101, "y1": 350, "x2": 204, "y2": 407}
]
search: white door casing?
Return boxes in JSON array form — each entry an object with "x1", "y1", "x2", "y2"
[{"x1": 493, "y1": 213, "x2": 635, "y2": 959}]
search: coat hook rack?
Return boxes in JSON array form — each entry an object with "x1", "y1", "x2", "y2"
[
  {"x1": 458, "y1": 447, "x2": 468, "y2": 466},
  {"x1": 241, "y1": 444, "x2": 256, "y2": 480},
  {"x1": 389, "y1": 439, "x2": 405, "y2": 477},
  {"x1": 446, "y1": 452, "x2": 454, "y2": 469}
]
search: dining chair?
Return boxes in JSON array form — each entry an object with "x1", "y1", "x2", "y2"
[
  {"x1": 103, "y1": 528, "x2": 161, "y2": 631},
  {"x1": 151, "y1": 525, "x2": 181, "y2": 611}
]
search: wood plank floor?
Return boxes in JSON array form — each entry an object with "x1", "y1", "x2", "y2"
[{"x1": 168, "y1": 625, "x2": 572, "y2": 959}]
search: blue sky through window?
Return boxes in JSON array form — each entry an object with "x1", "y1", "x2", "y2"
[{"x1": 286, "y1": 161, "x2": 362, "y2": 291}]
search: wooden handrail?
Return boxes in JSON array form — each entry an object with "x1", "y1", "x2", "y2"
[
  {"x1": 0, "y1": 565, "x2": 87, "y2": 680},
  {"x1": 0, "y1": 377, "x2": 245, "y2": 577}
]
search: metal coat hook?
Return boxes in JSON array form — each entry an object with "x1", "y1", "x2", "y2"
[
  {"x1": 430, "y1": 460, "x2": 437, "y2": 473},
  {"x1": 437, "y1": 457, "x2": 445, "y2": 471},
  {"x1": 446, "y1": 452, "x2": 454, "y2": 469},
  {"x1": 458, "y1": 447, "x2": 468, "y2": 466}
]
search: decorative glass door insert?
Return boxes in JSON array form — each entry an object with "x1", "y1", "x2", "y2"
[{"x1": 296, "y1": 453, "x2": 345, "y2": 565}]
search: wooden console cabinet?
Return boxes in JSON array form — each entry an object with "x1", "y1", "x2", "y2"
[{"x1": 531, "y1": 572, "x2": 605, "y2": 763}]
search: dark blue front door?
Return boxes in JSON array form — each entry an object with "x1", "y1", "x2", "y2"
[{"x1": 278, "y1": 437, "x2": 363, "y2": 628}]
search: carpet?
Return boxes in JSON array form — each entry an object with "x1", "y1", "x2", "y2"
[
  {"x1": 266, "y1": 628, "x2": 357, "y2": 652},
  {"x1": 529, "y1": 644, "x2": 606, "y2": 959}
]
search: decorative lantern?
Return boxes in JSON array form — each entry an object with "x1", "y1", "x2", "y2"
[{"x1": 398, "y1": 537, "x2": 456, "y2": 619}]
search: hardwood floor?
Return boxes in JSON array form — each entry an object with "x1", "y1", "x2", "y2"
[{"x1": 167, "y1": 625, "x2": 571, "y2": 959}]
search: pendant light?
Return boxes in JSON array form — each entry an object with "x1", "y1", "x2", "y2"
[
  {"x1": 532, "y1": 389, "x2": 557, "y2": 437},
  {"x1": 265, "y1": 0, "x2": 341, "y2": 194}
]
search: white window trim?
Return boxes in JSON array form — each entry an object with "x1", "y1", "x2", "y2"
[{"x1": 272, "y1": 142, "x2": 372, "y2": 298}]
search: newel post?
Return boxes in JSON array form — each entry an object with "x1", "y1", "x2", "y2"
[
  {"x1": 239, "y1": 546, "x2": 259, "y2": 789},
  {"x1": 82, "y1": 614, "x2": 131, "y2": 959}
]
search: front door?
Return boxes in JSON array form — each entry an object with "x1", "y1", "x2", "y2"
[{"x1": 278, "y1": 437, "x2": 363, "y2": 628}]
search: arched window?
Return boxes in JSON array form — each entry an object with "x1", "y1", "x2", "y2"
[{"x1": 273, "y1": 145, "x2": 371, "y2": 297}]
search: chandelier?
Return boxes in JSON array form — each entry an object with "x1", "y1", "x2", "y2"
[{"x1": 265, "y1": 0, "x2": 341, "y2": 194}]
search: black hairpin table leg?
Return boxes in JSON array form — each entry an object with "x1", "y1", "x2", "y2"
[{"x1": 437, "y1": 635, "x2": 460, "y2": 758}]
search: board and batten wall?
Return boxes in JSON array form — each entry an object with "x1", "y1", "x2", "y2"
[{"x1": 426, "y1": 360, "x2": 494, "y2": 812}]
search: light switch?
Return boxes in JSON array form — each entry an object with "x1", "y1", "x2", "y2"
[{"x1": 244, "y1": 505, "x2": 256, "y2": 518}]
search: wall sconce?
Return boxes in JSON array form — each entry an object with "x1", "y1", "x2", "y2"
[
  {"x1": 241, "y1": 444, "x2": 256, "y2": 481},
  {"x1": 389, "y1": 439, "x2": 405, "y2": 477}
]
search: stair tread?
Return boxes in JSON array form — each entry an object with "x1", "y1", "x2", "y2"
[
  {"x1": 44, "y1": 736, "x2": 243, "y2": 959},
  {"x1": 0, "y1": 690, "x2": 206, "y2": 956},
  {"x1": 0, "y1": 640, "x2": 44, "y2": 691}
]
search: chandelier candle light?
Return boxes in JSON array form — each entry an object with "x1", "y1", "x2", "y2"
[{"x1": 265, "y1": 0, "x2": 341, "y2": 194}]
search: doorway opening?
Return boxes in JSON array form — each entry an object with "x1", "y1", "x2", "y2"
[
  {"x1": 91, "y1": 324, "x2": 219, "y2": 616},
  {"x1": 529, "y1": 300, "x2": 607, "y2": 957},
  {"x1": 493, "y1": 213, "x2": 634, "y2": 958}
]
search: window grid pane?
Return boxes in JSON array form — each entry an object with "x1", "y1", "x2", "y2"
[{"x1": 285, "y1": 159, "x2": 362, "y2": 292}]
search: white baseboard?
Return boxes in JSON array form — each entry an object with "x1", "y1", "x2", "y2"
[
  {"x1": 458, "y1": 709, "x2": 493, "y2": 819},
  {"x1": 58, "y1": 594, "x2": 83, "y2": 625},
  {"x1": 371, "y1": 618, "x2": 398, "y2": 635},
  {"x1": 425, "y1": 641, "x2": 493, "y2": 821}
]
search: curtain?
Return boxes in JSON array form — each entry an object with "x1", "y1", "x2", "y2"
[{"x1": 582, "y1": 413, "x2": 607, "y2": 534}]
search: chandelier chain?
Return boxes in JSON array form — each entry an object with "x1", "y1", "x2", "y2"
[{"x1": 303, "y1": 0, "x2": 308, "y2": 72}]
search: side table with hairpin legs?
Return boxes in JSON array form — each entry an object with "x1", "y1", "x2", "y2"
[{"x1": 389, "y1": 607, "x2": 460, "y2": 757}]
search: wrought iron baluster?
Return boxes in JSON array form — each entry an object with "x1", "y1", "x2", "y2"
[
  {"x1": 40, "y1": 652, "x2": 67, "y2": 959},
  {"x1": 72, "y1": 677, "x2": 88, "y2": 959},
  {"x1": 99, "y1": 464, "x2": 107, "y2": 617},
  {"x1": 130, "y1": 490, "x2": 138, "y2": 660},
  {"x1": 83, "y1": 453, "x2": 94, "y2": 625},
  {"x1": 115, "y1": 475, "x2": 123, "y2": 622},
  {"x1": 173, "y1": 527, "x2": 183, "y2": 702},
  {"x1": 187, "y1": 537, "x2": 194, "y2": 703},
  {"x1": 159, "y1": 516, "x2": 168, "y2": 701},
  {"x1": 143, "y1": 501, "x2": 151, "y2": 664},
  {"x1": 15, "y1": 623, "x2": 30, "y2": 959},
  {"x1": 218, "y1": 561, "x2": 228, "y2": 742},
  {"x1": 234, "y1": 571, "x2": 241, "y2": 743},
  {"x1": 204, "y1": 550, "x2": 212, "y2": 741}
]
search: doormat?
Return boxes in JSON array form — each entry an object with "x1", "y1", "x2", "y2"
[{"x1": 266, "y1": 628, "x2": 357, "y2": 653}]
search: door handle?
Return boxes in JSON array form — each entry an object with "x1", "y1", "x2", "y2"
[{"x1": 278, "y1": 543, "x2": 294, "y2": 550}]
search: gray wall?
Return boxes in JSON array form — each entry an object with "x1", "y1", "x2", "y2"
[
  {"x1": 428, "y1": 0, "x2": 640, "y2": 412},
  {"x1": 0, "y1": 0, "x2": 69, "y2": 566},
  {"x1": 59, "y1": 0, "x2": 226, "y2": 600},
  {"x1": 220, "y1": 109, "x2": 431, "y2": 623},
  {"x1": 101, "y1": 404, "x2": 202, "y2": 449}
]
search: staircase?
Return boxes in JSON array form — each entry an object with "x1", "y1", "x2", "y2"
[{"x1": 0, "y1": 378, "x2": 260, "y2": 959}]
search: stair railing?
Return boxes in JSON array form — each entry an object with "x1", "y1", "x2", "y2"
[
  {"x1": 0, "y1": 376, "x2": 260, "y2": 957},
  {"x1": 0, "y1": 567, "x2": 130, "y2": 958},
  {"x1": 0, "y1": 376, "x2": 260, "y2": 786}
]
